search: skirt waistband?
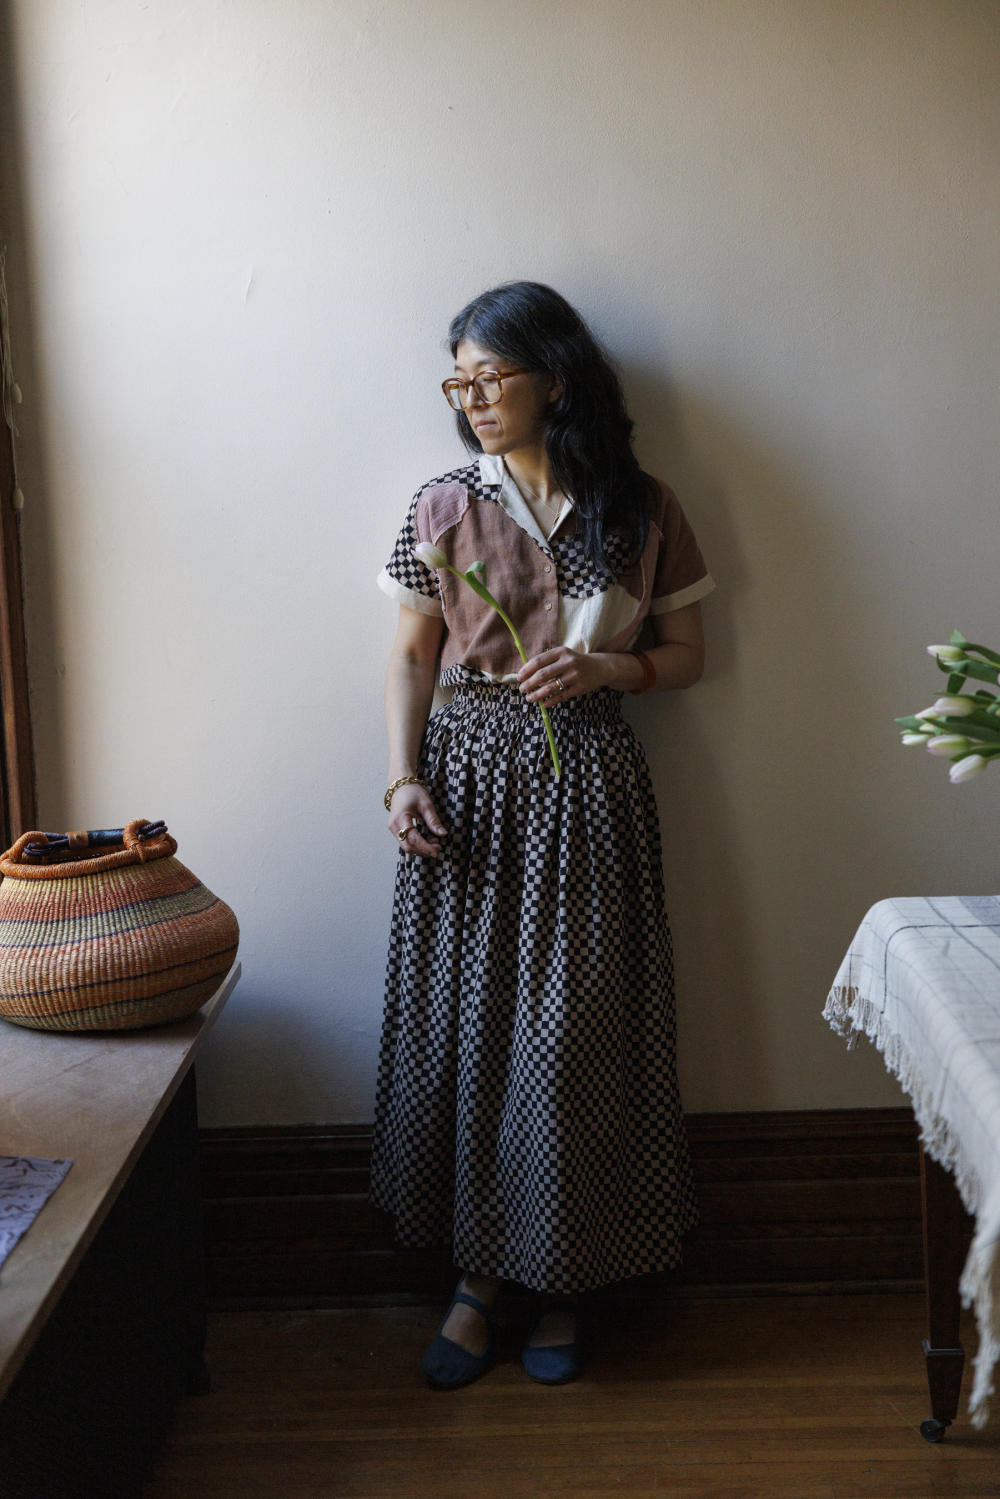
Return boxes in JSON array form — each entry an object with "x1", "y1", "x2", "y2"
[{"x1": 449, "y1": 681, "x2": 624, "y2": 725}]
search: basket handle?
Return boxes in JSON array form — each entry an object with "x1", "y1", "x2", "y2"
[{"x1": 13, "y1": 820, "x2": 168, "y2": 864}]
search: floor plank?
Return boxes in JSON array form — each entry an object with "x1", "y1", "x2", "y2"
[{"x1": 147, "y1": 1294, "x2": 999, "y2": 1498}]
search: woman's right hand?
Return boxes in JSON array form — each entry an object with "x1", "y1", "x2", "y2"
[{"x1": 388, "y1": 783, "x2": 448, "y2": 858}]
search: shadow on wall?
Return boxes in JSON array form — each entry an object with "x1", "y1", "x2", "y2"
[
  {"x1": 622, "y1": 361, "x2": 900, "y2": 1109},
  {"x1": 626, "y1": 362, "x2": 765, "y2": 1103}
]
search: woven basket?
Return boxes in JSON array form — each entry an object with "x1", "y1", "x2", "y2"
[{"x1": 0, "y1": 819, "x2": 239, "y2": 1032}]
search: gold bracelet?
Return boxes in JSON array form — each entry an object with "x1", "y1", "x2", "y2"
[
  {"x1": 384, "y1": 774, "x2": 425, "y2": 811},
  {"x1": 628, "y1": 650, "x2": 657, "y2": 695}
]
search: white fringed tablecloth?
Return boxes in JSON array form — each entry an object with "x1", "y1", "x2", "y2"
[{"x1": 824, "y1": 895, "x2": 1000, "y2": 1428}]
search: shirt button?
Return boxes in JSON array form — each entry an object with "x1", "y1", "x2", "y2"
[{"x1": 544, "y1": 602, "x2": 553, "y2": 611}]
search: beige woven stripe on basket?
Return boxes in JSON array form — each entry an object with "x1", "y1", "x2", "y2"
[
  {"x1": 0, "y1": 879, "x2": 219, "y2": 950},
  {"x1": 0, "y1": 858, "x2": 201, "y2": 920},
  {"x1": 0, "y1": 935, "x2": 238, "y2": 1007}
]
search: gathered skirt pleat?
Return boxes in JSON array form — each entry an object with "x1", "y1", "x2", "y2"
[{"x1": 370, "y1": 683, "x2": 698, "y2": 1294}]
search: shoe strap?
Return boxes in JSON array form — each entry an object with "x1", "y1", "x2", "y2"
[{"x1": 451, "y1": 1289, "x2": 497, "y2": 1324}]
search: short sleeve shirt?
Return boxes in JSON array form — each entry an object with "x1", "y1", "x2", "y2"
[{"x1": 378, "y1": 453, "x2": 714, "y2": 684}]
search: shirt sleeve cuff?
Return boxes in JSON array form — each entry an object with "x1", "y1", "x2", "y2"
[
  {"x1": 377, "y1": 567, "x2": 444, "y2": 617},
  {"x1": 648, "y1": 573, "x2": 716, "y2": 616}
]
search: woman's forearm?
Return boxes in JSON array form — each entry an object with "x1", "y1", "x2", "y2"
[
  {"x1": 605, "y1": 599, "x2": 705, "y2": 692},
  {"x1": 384, "y1": 609, "x2": 448, "y2": 857},
  {"x1": 385, "y1": 653, "x2": 438, "y2": 779},
  {"x1": 385, "y1": 606, "x2": 445, "y2": 781},
  {"x1": 600, "y1": 640, "x2": 704, "y2": 694},
  {"x1": 518, "y1": 601, "x2": 706, "y2": 706}
]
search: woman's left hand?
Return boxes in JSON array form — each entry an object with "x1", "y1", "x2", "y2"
[{"x1": 517, "y1": 647, "x2": 618, "y2": 704}]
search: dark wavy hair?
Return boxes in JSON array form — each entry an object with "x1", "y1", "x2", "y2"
[{"x1": 447, "y1": 281, "x2": 656, "y2": 574}]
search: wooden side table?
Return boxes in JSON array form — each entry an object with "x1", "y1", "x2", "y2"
[
  {"x1": 825, "y1": 894, "x2": 1000, "y2": 1436},
  {"x1": 0, "y1": 964, "x2": 240, "y2": 1498}
]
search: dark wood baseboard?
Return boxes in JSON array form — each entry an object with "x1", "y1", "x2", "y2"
[{"x1": 198, "y1": 1108, "x2": 939, "y2": 1306}]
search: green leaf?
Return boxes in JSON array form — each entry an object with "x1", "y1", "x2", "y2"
[
  {"x1": 961, "y1": 640, "x2": 1000, "y2": 667},
  {"x1": 959, "y1": 660, "x2": 1000, "y2": 686},
  {"x1": 948, "y1": 716, "x2": 1000, "y2": 743},
  {"x1": 894, "y1": 715, "x2": 927, "y2": 730}
]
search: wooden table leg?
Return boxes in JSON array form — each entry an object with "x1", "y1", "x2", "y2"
[{"x1": 919, "y1": 1143, "x2": 967, "y2": 1442}]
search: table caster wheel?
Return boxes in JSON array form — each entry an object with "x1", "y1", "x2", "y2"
[{"x1": 920, "y1": 1417, "x2": 948, "y2": 1443}]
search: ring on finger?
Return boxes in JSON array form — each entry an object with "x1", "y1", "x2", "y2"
[
  {"x1": 554, "y1": 677, "x2": 566, "y2": 694},
  {"x1": 396, "y1": 824, "x2": 414, "y2": 844}
]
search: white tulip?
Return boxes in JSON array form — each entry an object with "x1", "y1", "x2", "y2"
[
  {"x1": 413, "y1": 541, "x2": 447, "y2": 570},
  {"x1": 925, "y1": 735, "x2": 972, "y2": 757},
  {"x1": 926, "y1": 644, "x2": 966, "y2": 662},
  {"x1": 931, "y1": 696, "x2": 976, "y2": 717},
  {"x1": 901, "y1": 734, "x2": 929, "y2": 746},
  {"x1": 949, "y1": 754, "x2": 988, "y2": 784}
]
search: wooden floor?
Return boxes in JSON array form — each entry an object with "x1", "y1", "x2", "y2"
[{"x1": 147, "y1": 1293, "x2": 999, "y2": 1498}]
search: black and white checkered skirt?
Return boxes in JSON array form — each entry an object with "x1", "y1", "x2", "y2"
[{"x1": 371, "y1": 682, "x2": 698, "y2": 1293}]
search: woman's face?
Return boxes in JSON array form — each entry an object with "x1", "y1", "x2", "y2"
[{"x1": 453, "y1": 339, "x2": 557, "y2": 459}]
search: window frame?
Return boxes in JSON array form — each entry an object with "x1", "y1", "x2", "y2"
[{"x1": 0, "y1": 347, "x2": 35, "y2": 849}]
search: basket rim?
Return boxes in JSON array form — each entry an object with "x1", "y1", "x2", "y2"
[{"x1": 0, "y1": 821, "x2": 178, "y2": 880}]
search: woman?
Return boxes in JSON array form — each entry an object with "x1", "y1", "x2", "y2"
[{"x1": 373, "y1": 281, "x2": 713, "y2": 1389}]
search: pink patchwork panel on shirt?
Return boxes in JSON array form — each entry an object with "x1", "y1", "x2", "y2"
[
  {"x1": 414, "y1": 481, "x2": 470, "y2": 548},
  {"x1": 418, "y1": 481, "x2": 562, "y2": 679}
]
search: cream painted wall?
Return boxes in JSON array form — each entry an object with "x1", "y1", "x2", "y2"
[{"x1": 1, "y1": 0, "x2": 997, "y2": 1123}]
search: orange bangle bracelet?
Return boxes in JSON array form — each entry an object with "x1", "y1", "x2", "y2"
[{"x1": 629, "y1": 650, "x2": 657, "y2": 695}]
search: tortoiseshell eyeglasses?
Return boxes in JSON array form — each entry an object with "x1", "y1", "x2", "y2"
[{"x1": 441, "y1": 368, "x2": 531, "y2": 411}]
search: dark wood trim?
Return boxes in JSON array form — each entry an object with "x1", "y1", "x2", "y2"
[
  {"x1": 199, "y1": 1108, "x2": 942, "y2": 1306},
  {"x1": 0, "y1": 285, "x2": 35, "y2": 846}
]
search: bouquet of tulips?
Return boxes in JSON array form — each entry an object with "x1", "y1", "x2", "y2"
[{"x1": 897, "y1": 631, "x2": 1000, "y2": 783}]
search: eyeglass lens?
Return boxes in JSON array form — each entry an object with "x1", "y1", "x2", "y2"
[{"x1": 444, "y1": 373, "x2": 503, "y2": 410}]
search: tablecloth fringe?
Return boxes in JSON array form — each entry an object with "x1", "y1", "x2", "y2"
[
  {"x1": 960, "y1": 1200, "x2": 1000, "y2": 1429},
  {"x1": 824, "y1": 984, "x2": 995, "y2": 1427}
]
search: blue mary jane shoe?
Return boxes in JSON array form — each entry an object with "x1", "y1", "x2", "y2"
[
  {"x1": 521, "y1": 1299, "x2": 582, "y2": 1385},
  {"x1": 422, "y1": 1284, "x2": 498, "y2": 1390}
]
